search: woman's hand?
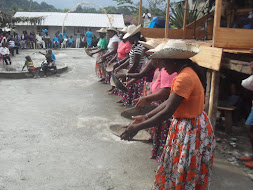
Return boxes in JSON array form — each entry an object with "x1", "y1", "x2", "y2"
[
  {"x1": 114, "y1": 67, "x2": 120, "y2": 74},
  {"x1": 123, "y1": 82, "x2": 128, "y2": 87},
  {"x1": 134, "y1": 97, "x2": 150, "y2": 109},
  {"x1": 131, "y1": 115, "x2": 146, "y2": 125},
  {"x1": 101, "y1": 55, "x2": 106, "y2": 62},
  {"x1": 120, "y1": 124, "x2": 139, "y2": 141}
]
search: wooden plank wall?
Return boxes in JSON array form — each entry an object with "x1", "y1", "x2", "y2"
[
  {"x1": 213, "y1": 28, "x2": 253, "y2": 49},
  {"x1": 140, "y1": 28, "x2": 211, "y2": 40}
]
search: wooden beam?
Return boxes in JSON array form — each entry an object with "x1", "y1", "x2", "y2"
[
  {"x1": 186, "y1": 11, "x2": 214, "y2": 29},
  {"x1": 208, "y1": 71, "x2": 220, "y2": 129},
  {"x1": 205, "y1": 70, "x2": 211, "y2": 112},
  {"x1": 183, "y1": 0, "x2": 188, "y2": 39},
  {"x1": 222, "y1": 58, "x2": 251, "y2": 74},
  {"x1": 190, "y1": 46, "x2": 223, "y2": 71},
  {"x1": 165, "y1": 0, "x2": 170, "y2": 38},
  {"x1": 212, "y1": 0, "x2": 222, "y2": 47},
  {"x1": 138, "y1": 0, "x2": 142, "y2": 25}
]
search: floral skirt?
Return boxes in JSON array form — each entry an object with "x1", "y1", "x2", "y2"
[
  {"x1": 142, "y1": 81, "x2": 151, "y2": 97},
  {"x1": 104, "y1": 54, "x2": 116, "y2": 84},
  {"x1": 95, "y1": 51, "x2": 106, "y2": 79},
  {"x1": 122, "y1": 78, "x2": 144, "y2": 106},
  {"x1": 152, "y1": 112, "x2": 215, "y2": 190},
  {"x1": 151, "y1": 118, "x2": 171, "y2": 162}
]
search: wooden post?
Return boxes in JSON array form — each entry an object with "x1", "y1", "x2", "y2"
[
  {"x1": 208, "y1": 70, "x2": 220, "y2": 129},
  {"x1": 183, "y1": 0, "x2": 188, "y2": 39},
  {"x1": 138, "y1": 0, "x2": 143, "y2": 25},
  {"x1": 212, "y1": 0, "x2": 222, "y2": 47},
  {"x1": 205, "y1": 70, "x2": 211, "y2": 112},
  {"x1": 165, "y1": 0, "x2": 170, "y2": 38}
]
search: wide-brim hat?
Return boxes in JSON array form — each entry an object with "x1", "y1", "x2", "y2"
[
  {"x1": 123, "y1": 24, "x2": 141, "y2": 39},
  {"x1": 147, "y1": 39, "x2": 200, "y2": 59},
  {"x1": 96, "y1": 28, "x2": 107, "y2": 33},
  {"x1": 138, "y1": 39, "x2": 159, "y2": 50},
  {"x1": 107, "y1": 26, "x2": 118, "y2": 34},
  {"x1": 118, "y1": 26, "x2": 128, "y2": 33}
]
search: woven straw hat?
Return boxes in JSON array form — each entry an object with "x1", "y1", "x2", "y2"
[
  {"x1": 138, "y1": 39, "x2": 159, "y2": 50},
  {"x1": 118, "y1": 26, "x2": 128, "y2": 33},
  {"x1": 96, "y1": 28, "x2": 107, "y2": 33},
  {"x1": 147, "y1": 39, "x2": 200, "y2": 59},
  {"x1": 123, "y1": 24, "x2": 141, "y2": 39},
  {"x1": 107, "y1": 26, "x2": 118, "y2": 33}
]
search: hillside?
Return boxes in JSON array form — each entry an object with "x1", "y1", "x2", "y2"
[{"x1": 0, "y1": 0, "x2": 58, "y2": 14}]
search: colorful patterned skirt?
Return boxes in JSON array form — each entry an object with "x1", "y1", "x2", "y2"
[
  {"x1": 152, "y1": 112, "x2": 215, "y2": 190},
  {"x1": 104, "y1": 54, "x2": 116, "y2": 84},
  {"x1": 151, "y1": 118, "x2": 171, "y2": 162},
  {"x1": 122, "y1": 78, "x2": 144, "y2": 106},
  {"x1": 95, "y1": 50, "x2": 107, "y2": 79}
]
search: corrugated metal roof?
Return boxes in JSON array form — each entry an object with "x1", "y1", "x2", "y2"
[{"x1": 14, "y1": 12, "x2": 125, "y2": 28}]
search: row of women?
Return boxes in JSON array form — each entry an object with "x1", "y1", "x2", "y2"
[{"x1": 86, "y1": 25, "x2": 216, "y2": 189}]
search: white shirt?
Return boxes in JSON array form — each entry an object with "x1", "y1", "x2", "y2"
[
  {"x1": 143, "y1": 13, "x2": 151, "y2": 22},
  {"x1": 9, "y1": 40, "x2": 15, "y2": 47},
  {"x1": 107, "y1": 34, "x2": 120, "y2": 51},
  {"x1": 36, "y1": 35, "x2": 43, "y2": 42},
  {"x1": 0, "y1": 47, "x2": 10, "y2": 55}
]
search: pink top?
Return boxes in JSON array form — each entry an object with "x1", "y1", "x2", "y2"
[
  {"x1": 150, "y1": 68, "x2": 177, "y2": 94},
  {"x1": 117, "y1": 40, "x2": 132, "y2": 59}
]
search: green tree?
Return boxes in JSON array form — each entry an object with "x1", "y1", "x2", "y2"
[{"x1": 10, "y1": 4, "x2": 18, "y2": 14}]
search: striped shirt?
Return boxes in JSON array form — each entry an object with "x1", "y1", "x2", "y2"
[{"x1": 129, "y1": 43, "x2": 145, "y2": 66}]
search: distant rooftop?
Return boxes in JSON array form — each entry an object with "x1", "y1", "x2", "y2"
[{"x1": 14, "y1": 12, "x2": 125, "y2": 28}]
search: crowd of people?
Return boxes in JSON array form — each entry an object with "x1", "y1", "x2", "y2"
[
  {"x1": 86, "y1": 24, "x2": 216, "y2": 189},
  {"x1": 0, "y1": 28, "x2": 98, "y2": 57}
]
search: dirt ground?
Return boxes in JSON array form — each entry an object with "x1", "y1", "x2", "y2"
[{"x1": 0, "y1": 49, "x2": 252, "y2": 190}]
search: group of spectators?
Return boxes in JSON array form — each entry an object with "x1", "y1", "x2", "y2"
[{"x1": 86, "y1": 24, "x2": 216, "y2": 189}]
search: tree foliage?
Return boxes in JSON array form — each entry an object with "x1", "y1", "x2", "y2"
[
  {"x1": 0, "y1": 0, "x2": 57, "y2": 14},
  {"x1": 170, "y1": 0, "x2": 211, "y2": 29}
]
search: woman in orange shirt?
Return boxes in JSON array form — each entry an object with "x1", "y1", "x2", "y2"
[{"x1": 121, "y1": 40, "x2": 215, "y2": 190}]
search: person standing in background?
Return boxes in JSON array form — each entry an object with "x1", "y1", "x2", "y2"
[
  {"x1": 75, "y1": 30, "x2": 81, "y2": 48},
  {"x1": 85, "y1": 28, "x2": 93, "y2": 48},
  {"x1": 142, "y1": 9, "x2": 152, "y2": 28}
]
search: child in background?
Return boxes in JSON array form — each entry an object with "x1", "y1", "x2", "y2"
[
  {"x1": 0, "y1": 42, "x2": 11, "y2": 65},
  {"x1": 22, "y1": 56, "x2": 39, "y2": 79},
  {"x1": 67, "y1": 36, "x2": 74, "y2": 48},
  {"x1": 40, "y1": 49, "x2": 58, "y2": 77}
]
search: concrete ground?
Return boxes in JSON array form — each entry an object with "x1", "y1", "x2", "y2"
[{"x1": 0, "y1": 49, "x2": 252, "y2": 190}]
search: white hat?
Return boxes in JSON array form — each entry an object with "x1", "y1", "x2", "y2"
[
  {"x1": 118, "y1": 26, "x2": 128, "y2": 33},
  {"x1": 147, "y1": 39, "x2": 200, "y2": 59},
  {"x1": 107, "y1": 26, "x2": 118, "y2": 33},
  {"x1": 96, "y1": 28, "x2": 107, "y2": 33},
  {"x1": 138, "y1": 39, "x2": 159, "y2": 50},
  {"x1": 123, "y1": 24, "x2": 141, "y2": 39}
]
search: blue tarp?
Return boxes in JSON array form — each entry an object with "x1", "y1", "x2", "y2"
[{"x1": 148, "y1": 16, "x2": 171, "y2": 28}]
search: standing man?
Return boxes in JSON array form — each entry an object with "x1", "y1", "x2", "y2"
[
  {"x1": 142, "y1": 9, "x2": 152, "y2": 28},
  {"x1": 75, "y1": 30, "x2": 81, "y2": 48},
  {"x1": 85, "y1": 28, "x2": 93, "y2": 48}
]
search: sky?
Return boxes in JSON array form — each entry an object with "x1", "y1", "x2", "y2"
[{"x1": 33, "y1": 0, "x2": 144, "y2": 9}]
